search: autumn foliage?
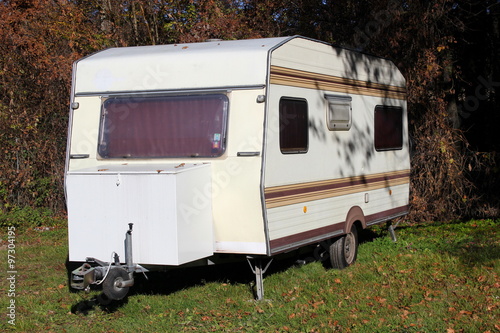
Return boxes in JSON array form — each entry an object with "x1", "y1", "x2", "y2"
[
  {"x1": 0, "y1": 0, "x2": 499, "y2": 221},
  {"x1": 0, "y1": 0, "x2": 106, "y2": 212}
]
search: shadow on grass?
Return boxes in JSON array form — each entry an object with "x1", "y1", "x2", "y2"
[
  {"x1": 68, "y1": 227, "x2": 390, "y2": 313},
  {"x1": 130, "y1": 227, "x2": 386, "y2": 297},
  {"x1": 71, "y1": 294, "x2": 129, "y2": 315},
  {"x1": 69, "y1": 258, "x2": 298, "y2": 314}
]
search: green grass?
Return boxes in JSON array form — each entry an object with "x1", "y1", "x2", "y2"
[{"x1": 1, "y1": 219, "x2": 499, "y2": 332}]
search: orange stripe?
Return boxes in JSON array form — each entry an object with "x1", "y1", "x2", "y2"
[
  {"x1": 270, "y1": 66, "x2": 406, "y2": 100},
  {"x1": 265, "y1": 170, "x2": 410, "y2": 208}
]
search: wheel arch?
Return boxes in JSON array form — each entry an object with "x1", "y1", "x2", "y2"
[{"x1": 345, "y1": 206, "x2": 366, "y2": 234}]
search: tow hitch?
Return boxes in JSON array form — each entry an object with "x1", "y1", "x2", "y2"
[{"x1": 70, "y1": 223, "x2": 147, "y2": 300}]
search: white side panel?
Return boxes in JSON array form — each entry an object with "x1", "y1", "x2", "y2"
[
  {"x1": 264, "y1": 85, "x2": 409, "y2": 183},
  {"x1": 267, "y1": 184, "x2": 410, "y2": 241},
  {"x1": 175, "y1": 167, "x2": 214, "y2": 263},
  {"x1": 67, "y1": 164, "x2": 213, "y2": 265},
  {"x1": 264, "y1": 41, "x2": 410, "y2": 252}
]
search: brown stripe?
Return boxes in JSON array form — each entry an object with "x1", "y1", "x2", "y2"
[
  {"x1": 270, "y1": 66, "x2": 407, "y2": 100},
  {"x1": 269, "y1": 205, "x2": 409, "y2": 253},
  {"x1": 270, "y1": 222, "x2": 344, "y2": 253},
  {"x1": 365, "y1": 205, "x2": 409, "y2": 225},
  {"x1": 265, "y1": 170, "x2": 410, "y2": 208}
]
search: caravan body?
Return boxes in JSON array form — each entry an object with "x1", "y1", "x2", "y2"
[{"x1": 65, "y1": 36, "x2": 409, "y2": 298}]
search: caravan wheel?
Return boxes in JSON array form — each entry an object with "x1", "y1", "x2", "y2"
[
  {"x1": 329, "y1": 226, "x2": 358, "y2": 269},
  {"x1": 102, "y1": 268, "x2": 130, "y2": 300}
]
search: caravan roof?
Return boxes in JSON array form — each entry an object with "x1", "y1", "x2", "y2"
[
  {"x1": 73, "y1": 36, "x2": 405, "y2": 95},
  {"x1": 73, "y1": 37, "x2": 288, "y2": 94}
]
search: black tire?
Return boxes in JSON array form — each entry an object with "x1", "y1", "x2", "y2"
[
  {"x1": 329, "y1": 226, "x2": 358, "y2": 269},
  {"x1": 102, "y1": 268, "x2": 130, "y2": 300}
]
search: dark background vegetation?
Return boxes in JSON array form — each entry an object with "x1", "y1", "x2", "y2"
[{"x1": 1, "y1": 0, "x2": 499, "y2": 223}]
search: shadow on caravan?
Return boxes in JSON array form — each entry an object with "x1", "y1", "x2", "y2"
[{"x1": 65, "y1": 35, "x2": 410, "y2": 302}]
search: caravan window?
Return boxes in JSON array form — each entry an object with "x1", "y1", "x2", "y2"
[
  {"x1": 279, "y1": 97, "x2": 308, "y2": 154},
  {"x1": 374, "y1": 105, "x2": 403, "y2": 151},
  {"x1": 98, "y1": 94, "x2": 228, "y2": 158}
]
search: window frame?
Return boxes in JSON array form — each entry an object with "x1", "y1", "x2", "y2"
[
  {"x1": 374, "y1": 105, "x2": 404, "y2": 151},
  {"x1": 278, "y1": 97, "x2": 309, "y2": 154},
  {"x1": 325, "y1": 94, "x2": 352, "y2": 131},
  {"x1": 97, "y1": 93, "x2": 229, "y2": 159}
]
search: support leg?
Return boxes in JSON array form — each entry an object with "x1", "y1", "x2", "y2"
[
  {"x1": 125, "y1": 223, "x2": 134, "y2": 274},
  {"x1": 387, "y1": 219, "x2": 402, "y2": 243},
  {"x1": 254, "y1": 260, "x2": 265, "y2": 300},
  {"x1": 247, "y1": 257, "x2": 273, "y2": 301},
  {"x1": 388, "y1": 223, "x2": 397, "y2": 242}
]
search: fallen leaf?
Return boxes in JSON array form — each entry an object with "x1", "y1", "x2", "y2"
[{"x1": 311, "y1": 300, "x2": 325, "y2": 308}]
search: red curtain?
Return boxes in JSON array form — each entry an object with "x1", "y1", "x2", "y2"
[{"x1": 99, "y1": 95, "x2": 227, "y2": 158}]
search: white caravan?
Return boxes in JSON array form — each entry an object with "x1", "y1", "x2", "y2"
[{"x1": 65, "y1": 36, "x2": 410, "y2": 301}]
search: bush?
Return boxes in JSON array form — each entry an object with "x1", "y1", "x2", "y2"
[{"x1": 0, "y1": 206, "x2": 59, "y2": 229}]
